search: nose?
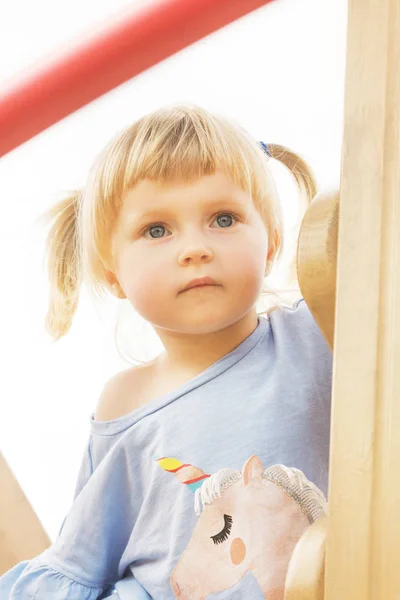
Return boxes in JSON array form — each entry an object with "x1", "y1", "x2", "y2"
[{"x1": 178, "y1": 242, "x2": 213, "y2": 266}]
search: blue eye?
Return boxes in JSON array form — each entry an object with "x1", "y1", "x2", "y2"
[
  {"x1": 146, "y1": 224, "x2": 166, "y2": 239},
  {"x1": 216, "y1": 213, "x2": 237, "y2": 228},
  {"x1": 143, "y1": 213, "x2": 238, "y2": 240}
]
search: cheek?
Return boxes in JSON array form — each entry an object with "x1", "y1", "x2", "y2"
[
  {"x1": 118, "y1": 251, "x2": 166, "y2": 306},
  {"x1": 225, "y1": 233, "x2": 268, "y2": 283},
  {"x1": 230, "y1": 537, "x2": 246, "y2": 565}
]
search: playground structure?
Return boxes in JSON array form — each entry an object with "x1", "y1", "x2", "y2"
[{"x1": 0, "y1": 0, "x2": 399, "y2": 598}]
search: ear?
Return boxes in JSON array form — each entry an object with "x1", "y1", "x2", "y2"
[
  {"x1": 242, "y1": 455, "x2": 264, "y2": 485},
  {"x1": 265, "y1": 230, "x2": 280, "y2": 276},
  {"x1": 105, "y1": 271, "x2": 127, "y2": 300}
]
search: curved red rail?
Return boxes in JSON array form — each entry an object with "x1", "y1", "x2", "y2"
[{"x1": 0, "y1": 0, "x2": 273, "y2": 158}]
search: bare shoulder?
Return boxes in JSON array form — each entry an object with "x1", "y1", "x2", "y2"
[{"x1": 94, "y1": 362, "x2": 156, "y2": 422}]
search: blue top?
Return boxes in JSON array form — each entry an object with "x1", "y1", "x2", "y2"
[{"x1": 1, "y1": 299, "x2": 332, "y2": 600}]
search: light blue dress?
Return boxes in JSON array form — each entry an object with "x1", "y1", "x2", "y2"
[{"x1": 0, "y1": 299, "x2": 332, "y2": 599}]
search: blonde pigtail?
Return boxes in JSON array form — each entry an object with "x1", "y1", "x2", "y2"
[
  {"x1": 267, "y1": 144, "x2": 318, "y2": 284},
  {"x1": 42, "y1": 190, "x2": 83, "y2": 340},
  {"x1": 267, "y1": 143, "x2": 318, "y2": 207}
]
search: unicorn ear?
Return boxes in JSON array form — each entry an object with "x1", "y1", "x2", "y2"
[{"x1": 242, "y1": 455, "x2": 264, "y2": 485}]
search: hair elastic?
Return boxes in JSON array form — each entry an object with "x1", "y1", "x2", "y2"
[{"x1": 259, "y1": 141, "x2": 271, "y2": 157}]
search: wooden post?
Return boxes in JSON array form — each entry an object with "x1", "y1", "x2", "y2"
[
  {"x1": 325, "y1": 0, "x2": 400, "y2": 597},
  {"x1": 0, "y1": 453, "x2": 50, "y2": 575}
]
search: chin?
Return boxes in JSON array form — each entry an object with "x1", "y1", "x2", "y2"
[{"x1": 168, "y1": 311, "x2": 249, "y2": 335}]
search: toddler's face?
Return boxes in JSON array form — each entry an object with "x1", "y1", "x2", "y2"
[{"x1": 111, "y1": 170, "x2": 270, "y2": 334}]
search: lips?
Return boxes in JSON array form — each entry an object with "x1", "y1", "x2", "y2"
[{"x1": 181, "y1": 276, "x2": 218, "y2": 293}]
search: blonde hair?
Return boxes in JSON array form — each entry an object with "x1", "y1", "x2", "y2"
[{"x1": 42, "y1": 104, "x2": 317, "y2": 341}]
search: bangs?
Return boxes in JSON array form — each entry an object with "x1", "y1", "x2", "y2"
[{"x1": 95, "y1": 105, "x2": 272, "y2": 203}]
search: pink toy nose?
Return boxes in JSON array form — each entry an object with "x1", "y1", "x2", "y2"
[
  {"x1": 171, "y1": 573, "x2": 202, "y2": 600},
  {"x1": 171, "y1": 577, "x2": 181, "y2": 596}
]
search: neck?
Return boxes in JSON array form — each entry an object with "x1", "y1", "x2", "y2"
[{"x1": 153, "y1": 309, "x2": 259, "y2": 377}]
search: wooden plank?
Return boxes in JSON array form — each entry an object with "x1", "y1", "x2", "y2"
[
  {"x1": 297, "y1": 190, "x2": 339, "y2": 350},
  {"x1": 325, "y1": 0, "x2": 400, "y2": 597},
  {"x1": 285, "y1": 516, "x2": 327, "y2": 600},
  {"x1": 0, "y1": 453, "x2": 50, "y2": 575}
]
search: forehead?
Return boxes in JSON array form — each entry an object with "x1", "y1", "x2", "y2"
[{"x1": 119, "y1": 170, "x2": 252, "y2": 220}]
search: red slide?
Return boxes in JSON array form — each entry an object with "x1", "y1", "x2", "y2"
[{"x1": 0, "y1": 0, "x2": 273, "y2": 158}]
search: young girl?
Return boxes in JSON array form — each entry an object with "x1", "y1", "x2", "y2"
[{"x1": 0, "y1": 104, "x2": 332, "y2": 599}]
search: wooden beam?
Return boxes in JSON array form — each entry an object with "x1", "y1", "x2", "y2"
[
  {"x1": 0, "y1": 453, "x2": 50, "y2": 575},
  {"x1": 297, "y1": 190, "x2": 339, "y2": 350},
  {"x1": 325, "y1": 0, "x2": 400, "y2": 597}
]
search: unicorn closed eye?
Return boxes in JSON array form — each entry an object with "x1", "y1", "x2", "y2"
[{"x1": 157, "y1": 455, "x2": 327, "y2": 600}]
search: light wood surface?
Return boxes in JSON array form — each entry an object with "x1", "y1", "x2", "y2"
[
  {"x1": 325, "y1": 0, "x2": 400, "y2": 597},
  {"x1": 287, "y1": 0, "x2": 400, "y2": 597},
  {"x1": 285, "y1": 516, "x2": 327, "y2": 600},
  {"x1": 0, "y1": 453, "x2": 50, "y2": 575},
  {"x1": 297, "y1": 190, "x2": 338, "y2": 350}
]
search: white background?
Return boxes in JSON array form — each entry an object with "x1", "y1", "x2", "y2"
[{"x1": 0, "y1": 0, "x2": 347, "y2": 540}]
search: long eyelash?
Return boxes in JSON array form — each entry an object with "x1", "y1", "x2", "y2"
[{"x1": 211, "y1": 514, "x2": 233, "y2": 545}]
